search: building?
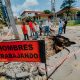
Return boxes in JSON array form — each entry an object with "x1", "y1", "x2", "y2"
[
  {"x1": 56, "y1": 7, "x2": 80, "y2": 20},
  {"x1": 21, "y1": 10, "x2": 53, "y2": 21},
  {"x1": 14, "y1": 17, "x2": 21, "y2": 24}
]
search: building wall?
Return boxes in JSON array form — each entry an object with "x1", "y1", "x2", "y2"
[
  {"x1": 21, "y1": 11, "x2": 53, "y2": 21},
  {"x1": 21, "y1": 12, "x2": 35, "y2": 19},
  {"x1": 40, "y1": 16, "x2": 48, "y2": 20}
]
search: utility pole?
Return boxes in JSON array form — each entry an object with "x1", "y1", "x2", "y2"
[
  {"x1": 4, "y1": 0, "x2": 20, "y2": 40},
  {"x1": 51, "y1": 0, "x2": 56, "y2": 27},
  {"x1": 51, "y1": 0, "x2": 55, "y2": 13}
]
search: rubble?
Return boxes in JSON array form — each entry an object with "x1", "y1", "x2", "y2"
[{"x1": 0, "y1": 62, "x2": 46, "y2": 80}]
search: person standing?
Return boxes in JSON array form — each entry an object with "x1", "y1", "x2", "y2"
[
  {"x1": 39, "y1": 21, "x2": 43, "y2": 36},
  {"x1": 21, "y1": 22, "x2": 29, "y2": 40},
  {"x1": 44, "y1": 18, "x2": 51, "y2": 36},
  {"x1": 34, "y1": 22, "x2": 39, "y2": 39},
  {"x1": 63, "y1": 19, "x2": 67, "y2": 34},
  {"x1": 58, "y1": 19, "x2": 64, "y2": 35},
  {"x1": 29, "y1": 20, "x2": 36, "y2": 37}
]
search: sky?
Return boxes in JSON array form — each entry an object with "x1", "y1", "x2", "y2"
[{"x1": 9, "y1": 0, "x2": 80, "y2": 17}]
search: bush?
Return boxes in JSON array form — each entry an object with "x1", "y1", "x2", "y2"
[
  {"x1": 43, "y1": 10, "x2": 52, "y2": 14},
  {"x1": 26, "y1": 16, "x2": 33, "y2": 22},
  {"x1": 67, "y1": 20, "x2": 80, "y2": 26}
]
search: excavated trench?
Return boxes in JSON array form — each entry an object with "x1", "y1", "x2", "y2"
[
  {"x1": 52, "y1": 35, "x2": 76, "y2": 53},
  {"x1": 46, "y1": 35, "x2": 76, "y2": 58}
]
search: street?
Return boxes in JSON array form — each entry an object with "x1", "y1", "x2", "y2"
[{"x1": 0, "y1": 25, "x2": 80, "y2": 80}]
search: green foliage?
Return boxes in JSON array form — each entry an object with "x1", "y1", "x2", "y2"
[
  {"x1": 67, "y1": 20, "x2": 80, "y2": 26},
  {"x1": 0, "y1": 7, "x2": 6, "y2": 25},
  {"x1": 43, "y1": 10, "x2": 52, "y2": 14},
  {"x1": 60, "y1": 0, "x2": 76, "y2": 16},
  {"x1": 61, "y1": 0, "x2": 76, "y2": 9},
  {"x1": 26, "y1": 16, "x2": 33, "y2": 22},
  {"x1": 77, "y1": 11, "x2": 80, "y2": 16},
  {"x1": 0, "y1": 7, "x2": 3, "y2": 20}
]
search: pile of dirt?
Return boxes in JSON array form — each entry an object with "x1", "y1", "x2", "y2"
[
  {"x1": 52, "y1": 35, "x2": 76, "y2": 53},
  {"x1": 46, "y1": 35, "x2": 76, "y2": 58}
]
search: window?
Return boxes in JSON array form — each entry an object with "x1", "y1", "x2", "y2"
[{"x1": 28, "y1": 13, "x2": 31, "y2": 14}]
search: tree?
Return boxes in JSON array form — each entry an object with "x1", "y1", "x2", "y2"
[
  {"x1": 43, "y1": 10, "x2": 52, "y2": 14},
  {"x1": 0, "y1": 6, "x2": 5, "y2": 24},
  {"x1": 26, "y1": 16, "x2": 32, "y2": 22},
  {"x1": 77, "y1": 11, "x2": 80, "y2": 16},
  {"x1": 60, "y1": 0, "x2": 76, "y2": 16},
  {"x1": 0, "y1": 7, "x2": 3, "y2": 19}
]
